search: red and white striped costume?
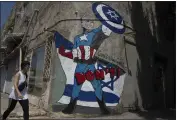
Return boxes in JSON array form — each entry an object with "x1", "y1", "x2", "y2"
[
  {"x1": 72, "y1": 46, "x2": 96, "y2": 60},
  {"x1": 58, "y1": 45, "x2": 97, "y2": 63}
]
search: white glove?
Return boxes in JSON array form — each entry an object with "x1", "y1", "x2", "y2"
[{"x1": 102, "y1": 25, "x2": 112, "y2": 36}]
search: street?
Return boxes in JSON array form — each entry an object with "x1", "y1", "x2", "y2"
[
  {"x1": 1, "y1": 93, "x2": 175, "y2": 119},
  {"x1": 1, "y1": 93, "x2": 49, "y2": 119}
]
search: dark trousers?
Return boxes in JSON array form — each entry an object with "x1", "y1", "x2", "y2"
[{"x1": 2, "y1": 98, "x2": 29, "y2": 120}]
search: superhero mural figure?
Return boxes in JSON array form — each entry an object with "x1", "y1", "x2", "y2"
[{"x1": 54, "y1": 3, "x2": 125, "y2": 114}]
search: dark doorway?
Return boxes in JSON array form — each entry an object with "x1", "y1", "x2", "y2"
[{"x1": 152, "y1": 53, "x2": 168, "y2": 109}]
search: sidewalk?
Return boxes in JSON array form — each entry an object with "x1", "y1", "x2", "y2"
[
  {"x1": 0, "y1": 93, "x2": 144, "y2": 119},
  {"x1": 1, "y1": 92, "x2": 175, "y2": 119},
  {"x1": 1, "y1": 93, "x2": 49, "y2": 119}
]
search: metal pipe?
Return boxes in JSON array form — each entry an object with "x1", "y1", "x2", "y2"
[
  {"x1": 123, "y1": 36, "x2": 132, "y2": 76},
  {"x1": 32, "y1": 18, "x2": 136, "y2": 42},
  {"x1": 19, "y1": 48, "x2": 22, "y2": 70}
]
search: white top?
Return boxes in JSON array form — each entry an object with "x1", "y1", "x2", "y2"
[{"x1": 9, "y1": 71, "x2": 28, "y2": 100}]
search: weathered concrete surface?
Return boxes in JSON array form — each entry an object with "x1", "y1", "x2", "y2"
[
  {"x1": 1, "y1": 93, "x2": 175, "y2": 119},
  {"x1": 1, "y1": 1, "x2": 175, "y2": 113},
  {"x1": 49, "y1": 110, "x2": 175, "y2": 119},
  {"x1": 1, "y1": 93, "x2": 48, "y2": 119},
  {"x1": 48, "y1": 111, "x2": 144, "y2": 119}
]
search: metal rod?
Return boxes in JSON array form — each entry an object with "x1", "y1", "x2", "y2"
[
  {"x1": 123, "y1": 36, "x2": 131, "y2": 76},
  {"x1": 19, "y1": 48, "x2": 22, "y2": 70},
  {"x1": 32, "y1": 18, "x2": 136, "y2": 42}
]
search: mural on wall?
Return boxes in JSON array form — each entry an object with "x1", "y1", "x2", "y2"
[{"x1": 54, "y1": 2, "x2": 127, "y2": 114}]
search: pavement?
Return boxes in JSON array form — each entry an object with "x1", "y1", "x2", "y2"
[
  {"x1": 1, "y1": 92, "x2": 176, "y2": 119},
  {"x1": 1, "y1": 93, "x2": 49, "y2": 119}
]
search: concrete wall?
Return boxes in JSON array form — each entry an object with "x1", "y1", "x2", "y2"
[
  {"x1": 128, "y1": 1, "x2": 175, "y2": 109},
  {"x1": 49, "y1": 1, "x2": 175, "y2": 110},
  {"x1": 0, "y1": 66, "x2": 6, "y2": 92},
  {"x1": 42, "y1": 2, "x2": 138, "y2": 110},
  {"x1": 3, "y1": 1, "x2": 174, "y2": 111},
  {"x1": 3, "y1": 54, "x2": 19, "y2": 94},
  {"x1": 17, "y1": 1, "x2": 131, "y2": 110}
]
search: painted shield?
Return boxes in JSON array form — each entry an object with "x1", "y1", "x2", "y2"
[{"x1": 92, "y1": 2, "x2": 125, "y2": 34}]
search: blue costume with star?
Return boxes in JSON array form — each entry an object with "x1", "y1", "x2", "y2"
[{"x1": 72, "y1": 26, "x2": 103, "y2": 101}]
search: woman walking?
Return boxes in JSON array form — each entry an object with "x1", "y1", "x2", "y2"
[{"x1": 2, "y1": 61, "x2": 30, "y2": 120}]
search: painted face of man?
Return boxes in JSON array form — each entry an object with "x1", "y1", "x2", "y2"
[{"x1": 81, "y1": 18, "x2": 94, "y2": 30}]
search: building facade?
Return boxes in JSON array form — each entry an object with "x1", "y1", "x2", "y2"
[{"x1": 0, "y1": 1, "x2": 175, "y2": 113}]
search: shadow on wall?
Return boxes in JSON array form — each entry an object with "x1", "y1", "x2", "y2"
[
  {"x1": 130, "y1": 1, "x2": 175, "y2": 119},
  {"x1": 130, "y1": 1, "x2": 157, "y2": 110},
  {"x1": 131, "y1": 1, "x2": 175, "y2": 109}
]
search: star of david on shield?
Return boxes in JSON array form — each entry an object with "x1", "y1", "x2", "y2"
[{"x1": 92, "y1": 2, "x2": 125, "y2": 34}]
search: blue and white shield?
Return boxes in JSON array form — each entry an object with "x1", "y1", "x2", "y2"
[{"x1": 92, "y1": 2, "x2": 125, "y2": 34}]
